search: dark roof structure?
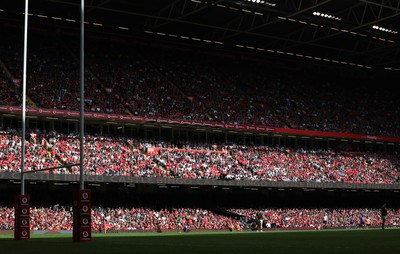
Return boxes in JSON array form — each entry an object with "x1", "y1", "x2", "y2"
[{"x1": 2, "y1": 0, "x2": 400, "y2": 72}]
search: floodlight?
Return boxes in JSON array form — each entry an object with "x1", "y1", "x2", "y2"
[
  {"x1": 313, "y1": 11, "x2": 341, "y2": 21},
  {"x1": 372, "y1": 25, "x2": 398, "y2": 34}
]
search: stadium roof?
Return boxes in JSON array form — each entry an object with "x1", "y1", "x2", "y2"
[{"x1": 2, "y1": 0, "x2": 400, "y2": 72}]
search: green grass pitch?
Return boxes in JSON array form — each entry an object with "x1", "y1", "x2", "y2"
[{"x1": 1, "y1": 229, "x2": 399, "y2": 254}]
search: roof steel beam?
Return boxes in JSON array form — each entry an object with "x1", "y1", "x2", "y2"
[
  {"x1": 267, "y1": 0, "x2": 399, "y2": 66},
  {"x1": 212, "y1": 0, "x2": 332, "y2": 41},
  {"x1": 282, "y1": 1, "x2": 400, "y2": 52}
]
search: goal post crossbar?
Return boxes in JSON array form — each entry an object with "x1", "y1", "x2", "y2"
[{"x1": 21, "y1": 163, "x2": 80, "y2": 174}]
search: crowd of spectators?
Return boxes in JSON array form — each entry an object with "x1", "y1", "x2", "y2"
[
  {"x1": 0, "y1": 205, "x2": 240, "y2": 231},
  {"x1": 0, "y1": 34, "x2": 125, "y2": 114},
  {"x1": 224, "y1": 145, "x2": 399, "y2": 183},
  {"x1": 49, "y1": 132, "x2": 157, "y2": 176},
  {"x1": 0, "y1": 129, "x2": 399, "y2": 184},
  {"x1": 0, "y1": 129, "x2": 68, "y2": 174},
  {"x1": 0, "y1": 32, "x2": 399, "y2": 137},
  {"x1": 85, "y1": 41, "x2": 198, "y2": 119},
  {"x1": 229, "y1": 207, "x2": 400, "y2": 230},
  {"x1": 1, "y1": 205, "x2": 399, "y2": 231},
  {"x1": 0, "y1": 70, "x2": 21, "y2": 106}
]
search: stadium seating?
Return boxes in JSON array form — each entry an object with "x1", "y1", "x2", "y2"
[
  {"x1": 0, "y1": 70, "x2": 21, "y2": 106},
  {"x1": 0, "y1": 33, "x2": 399, "y2": 137},
  {"x1": 0, "y1": 31, "x2": 399, "y2": 237},
  {"x1": 228, "y1": 207, "x2": 400, "y2": 229},
  {"x1": 1, "y1": 129, "x2": 398, "y2": 184},
  {"x1": 1, "y1": 205, "x2": 398, "y2": 231},
  {"x1": 0, "y1": 129, "x2": 67, "y2": 174}
]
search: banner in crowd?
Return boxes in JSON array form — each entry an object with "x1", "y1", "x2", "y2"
[{"x1": 1, "y1": 105, "x2": 400, "y2": 143}]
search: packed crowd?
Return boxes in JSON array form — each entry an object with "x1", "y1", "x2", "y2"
[
  {"x1": 0, "y1": 31, "x2": 399, "y2": 137},
  {"x1": 1, "y1": 205, "x2": 398, "y2": 231},
  {"x1": 49, "y1": 133, "x2": 157, "y2": 176},
  {"x1": 229, "y1": 207, "x2": 400, "y2": 229},
  {"x1": 0, "y1": 206, "x2": 240, "y2": 231},
  {"x1": 0, "y1": 34, "x2": 125, "y2": 114},
  {"x1": 0, "y1": 129, "x2": 399, "y2": 184},
  {"x1": 224, "y1": 146, "x2": 399, "y2": 183},
  {"x1": 0, "y1": 70, "x2": 21, "y2": 106},
  {"x1": 0, "y1": 129, "x2": 69, "y2": 174},
  {"x1": 85, "y1": 41, "x2": 198, "y2": 119}
]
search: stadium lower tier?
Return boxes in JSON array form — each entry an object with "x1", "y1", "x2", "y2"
[{"x1": 0, "y1": 206, "x2": 399, "y2": 231}]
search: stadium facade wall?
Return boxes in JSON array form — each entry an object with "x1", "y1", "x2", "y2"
[{"x1": 1, "y1": 172, "x2": 399, "y2": 190}]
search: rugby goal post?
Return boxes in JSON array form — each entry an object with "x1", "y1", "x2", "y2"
[{"x1": 15, "y1": 0, "x2": 90, "y2": 242}]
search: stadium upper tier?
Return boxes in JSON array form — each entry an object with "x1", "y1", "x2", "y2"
[
  {"x1": 1, "y1": 129, "x2": 398, "y2": 184},
  {"x1": 0, "y1": 32, "x2": 398, "y2": 138},
  {"x1": 0, "y1": 206, "x2": 399, "y2": 231}
]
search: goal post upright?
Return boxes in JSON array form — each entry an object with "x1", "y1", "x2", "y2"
[
  {"x1": 21, "y1": 0, "x2": 29, "y2": 198},
  {"x1": 72, "y1": 0, "x2": 92, "y2": 243},
  {"x1": 14, "y1": 0, "x2": 30, "y2": 241},
  {"x1": 79, "y1": 0, "x2": 85, "y2": 192}
]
